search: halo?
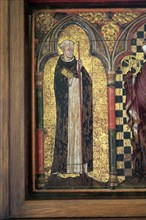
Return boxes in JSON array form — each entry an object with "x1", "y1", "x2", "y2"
[{"x1": 120, "y1": 55, "x2": 141, "y2": 76}]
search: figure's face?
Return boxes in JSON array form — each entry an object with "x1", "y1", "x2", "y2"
[{"x1": 63, "y1": 43, "x2": 74, "y2": 59}]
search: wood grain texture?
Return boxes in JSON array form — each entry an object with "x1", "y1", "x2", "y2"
[
  {"x1": 0, "y1": 0, "x2": 9, "y2": 219},
  {"x1": 11, "y1": 218, "x2": 146, "y2": 220},
  {"x1": 9, "y1": 0, "x2": 25, "y2": 217},
  {"x1": 11, "y1": 219, "x2": 146, "y2": 220},
  {"x1": 11, "y1": 199, "x2": 146, "y2": 218}
]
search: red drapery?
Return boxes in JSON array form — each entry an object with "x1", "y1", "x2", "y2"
[{"x1": 124, "y1": 63, "x2": 146, "y2": 179}]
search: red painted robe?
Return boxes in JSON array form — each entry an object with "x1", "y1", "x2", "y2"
[{"x1": 124, "y1": 63, "x2": 146, "y2": 179}]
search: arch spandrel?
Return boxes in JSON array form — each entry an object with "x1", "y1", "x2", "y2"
[
  {"x1": 112, "y1": 14, "x2": 146, "y2": 70},
  {"x1": 37, "y1": 14, "x2": 110, "y2": 72}
]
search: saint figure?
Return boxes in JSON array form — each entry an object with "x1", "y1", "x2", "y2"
[
  {"x1": 124, "y1": 63, "x2": 146, "y2": 180},
  {"x1": 51, "y1": 40, "x2": 93, "y2": 176}
]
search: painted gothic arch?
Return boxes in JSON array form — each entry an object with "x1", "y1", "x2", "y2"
[
  {"x1": 113, "y1": 14, "x2": 146, "y2": 70},
  {"x1": 37, "y1": 14, "x2": 110, "y2": 72}
]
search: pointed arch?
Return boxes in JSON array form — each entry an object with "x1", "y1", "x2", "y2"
[
  {"x1": 37, "y1": 14, "x2": 110, "y2": 72},
  {"x1": 112, "y1": 14, "x2": 146, "y2": 70}
]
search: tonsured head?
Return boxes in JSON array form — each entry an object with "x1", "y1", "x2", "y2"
[{"x1": 59, "y1": 40, "x2": 75, "y2": 60}]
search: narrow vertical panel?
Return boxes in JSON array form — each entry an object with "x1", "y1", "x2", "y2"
[
  {"x1": 9, "y1": 0, "x2": 25, "y2": 216},
  {"x1": 0, "y1": 0, "x2": 9, "y2": 219}
]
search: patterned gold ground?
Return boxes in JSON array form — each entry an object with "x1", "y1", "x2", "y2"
[{"x1": 43, "y1": 24, "x2": 109, "y2": 183}]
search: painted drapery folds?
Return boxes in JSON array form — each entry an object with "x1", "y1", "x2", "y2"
[
  {"x1": 51, "y1": 55, "x2": 93, "y2": 174},
  {"x1": 124, "y1": 63, "x2": 146, "y2": 180},
  {"x1": 33, "y1": 8, "x2": 146, "y2": 190},
  {"x1": 42, "y1": 25, "x2": 109, "y2": 187}
]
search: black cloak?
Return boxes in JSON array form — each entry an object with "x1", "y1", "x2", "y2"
[{"x1": 51, "y1": 55, "x2": 93, "y2": 174}]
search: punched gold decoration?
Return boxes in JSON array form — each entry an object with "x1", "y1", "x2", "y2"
[
  {"x1": 43, "y1": 24, "x2": 108, "y2": 183},
  {"x1": 79, "y1": 12, "x2": 108, "y2": 24},
  {"x1": 113, "y1": 12, "x2": 140, "y2": 25},
  {"x1": 79, "y1": 13, "x2": 120, "y2": 52},
  {"x1": 35, "y1": 12, "x2": 54, "y2": 34},
  {"x1": 35, "y1": 11, "x2": 142, "y2": 55},
  {"x1": 101, "y1": 22, "x2": 120, "y2": 52},
  {"x1": 78, "y1": 11, "x2": 140, "y2": 53},
  {"x1": 43, "y1": 57, "x2": 58, "y2": 178},
  {"x1": 79, "y1": 12, "x2": 140, "y2": 26}
]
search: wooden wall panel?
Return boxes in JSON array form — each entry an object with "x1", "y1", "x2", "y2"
[
  {"x1": 9, "y1": 0, "x2": 25, "y2": 217},
  {"x1": 11, "y1": 199, "x2": 146, "y2": 218},
  {"x1": 0, "y1": 0, "x2": 9, "y2": 219}
]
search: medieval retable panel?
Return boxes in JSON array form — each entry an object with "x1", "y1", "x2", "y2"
[{"x1": 29, "y1": 5, "x2": 146, "y2": 193}]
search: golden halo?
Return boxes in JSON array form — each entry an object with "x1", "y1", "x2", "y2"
[{"x1": 120, "y1": 55, "x2": 141, "y2": 76}]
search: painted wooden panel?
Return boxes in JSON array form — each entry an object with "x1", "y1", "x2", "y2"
[{"x1": 0, "y1": 0, "x2": 146, "y2": 219}]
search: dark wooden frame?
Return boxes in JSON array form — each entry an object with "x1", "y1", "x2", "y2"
[{"x1": 0, "y1": 0, "x2": 146, "y2": 219}]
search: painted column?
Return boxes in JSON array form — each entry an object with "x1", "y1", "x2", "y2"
[
  {"x1": 35, "y1": 71, "x2": 45, "y2": 189},
  {"x1": 107, "y1": 71, "x2": 118, "y2": 187}
]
